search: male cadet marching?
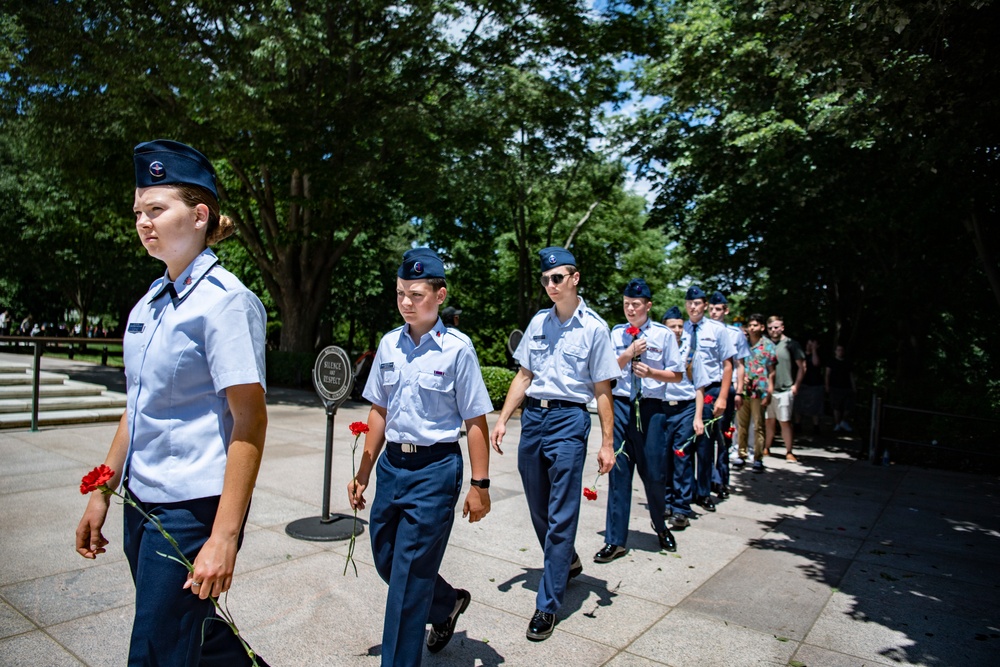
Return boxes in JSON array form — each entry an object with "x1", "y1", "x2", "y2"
[
  {"x1": 490, "y1": 246, "x2": 619, "y2": 642},
  {"x1": 595, "y1": 279, "x2": 684, "y2": 563},
  {"x1": 684, "y1": 287, "x2": 736, "y2": 512},
  {"x1": 348, "y1": 248, "x2": 493, "y2": 667},
  {"x1": 661, "y1": 306, "x2": 710, "y2": 529},
  {"x1": 707, "y1": 291, "x2": 749, "y2": 496}
]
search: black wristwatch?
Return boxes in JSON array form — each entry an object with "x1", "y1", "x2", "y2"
[{"x1": 470, "y1": 478, "x2": 490, "y2": 489}]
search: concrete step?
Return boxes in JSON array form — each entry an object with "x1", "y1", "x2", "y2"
[
  {"x1": 0, "y1": 407, "x2": 125, "y2": 429},
  {"x1": 0, "y1": 370, "x2": 71, "y2": 386},
  {"x1": 0, "y1": 392, "x2": 127, "y2": 414},
  {"x1": 0, "y1": 380, "x2": 108, "y2": 399}
]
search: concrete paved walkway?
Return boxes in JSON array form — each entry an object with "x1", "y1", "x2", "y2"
[{"x1": 1, "y1": 355, "x2": 998, "y2": 666}]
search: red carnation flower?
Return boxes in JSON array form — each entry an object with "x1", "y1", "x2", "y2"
[
  {"x1": 583, "y1": 487, "x2": 598, "y2": 501},
  {"x1": 704, "y1": 394, "x2": 714, "y2": 404},
  {"x1": 674, "y1": 449, "x2": 685, "y2": 458},
  {"x1": 80, "y1": 464, "x2": 114, "y2": 495},
  {"x1": 625, "y1": 326, "x2": 641, "y2": 337},
  {"x1": 349, "y1": 421, "x2": 370, "y2": 437}
]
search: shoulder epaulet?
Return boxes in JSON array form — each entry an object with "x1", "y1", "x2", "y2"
[
  {"x1": 648, "y1": 321, "x2": 669, "y2": 331},
  {"x1": 611, "y1": 322, "x2": 627, "y2": 331},
  {"x1": 443, "y1": 327, "x2": 475, "y2": 348},
  {"x1": 582, "y1": 307, "x2": 609, "y2": 329}
]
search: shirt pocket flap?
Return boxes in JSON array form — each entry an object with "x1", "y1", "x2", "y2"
[
  {"x1": 562, "y1": 343, "x2": 586, "y2": 359},
  {"x1": 417, "y1": 371, "x2": 454, "y2": 393},
  {"x1": 381, "y1": 370, "x2": 400, "y2": 387}
]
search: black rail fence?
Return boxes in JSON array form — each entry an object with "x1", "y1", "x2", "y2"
[
  {"x1": 869, "y1": 395, "x2": 1000, "y2": 470},
  {"x1": 0, "y1": 336, "x2": 124, "y2": 432}
]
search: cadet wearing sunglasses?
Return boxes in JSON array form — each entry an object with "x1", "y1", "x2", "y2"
[{"x1": 490, "y1": 246, "x2": 619, "y2": 642}]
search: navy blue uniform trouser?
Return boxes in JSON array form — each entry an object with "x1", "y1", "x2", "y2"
[
  {"x1": 695, "y1": 384, "x2": 723, "y2": 498},
  {"x1": 605, "y1": 397, "x2": 667, "y2": 546},
  {"x1": 123, "y1": 491, "x2": 261, "y2": 667},
  {"x1": 662, "y1": 400, "x2": 698, "y2": 517},
  {"x1": 713, "y1": 390, "x2": 737, "y2": 489},
  {"x1": 517, "y1": 404, "x2": 590, "y2": 615},
  {"x1": 370, "y1": 444, "x2": 462, "y2": 667}
]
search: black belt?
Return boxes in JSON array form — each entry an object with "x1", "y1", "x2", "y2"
[
  {"x1": 705, "y1": 381, "x2": 722, "y2": 391},
  {"x1": 526, "y1": 397, "x2": 586, "y2": 410},
  {"x1": 387, "y1": 441, "x2": 459, "y2": 455},
  {"x1": 615, "y1": 396, "x2": 662, "y2": 405}
]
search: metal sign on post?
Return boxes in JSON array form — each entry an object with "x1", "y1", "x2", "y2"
[
  {"x1": 507, "y1": 329, "x2": 523, "y2": 358},
  {"x1": 286, "y1": 346, "x2": 364, "y2": 542}
]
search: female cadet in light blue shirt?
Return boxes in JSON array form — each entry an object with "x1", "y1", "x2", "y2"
[{"x1": 76, "y1": 140, "x2": 270, "y2": 667}]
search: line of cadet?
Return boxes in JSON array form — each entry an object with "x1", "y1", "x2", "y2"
[{"x1": 352, "y1": 244, "x2": 765, "y2": 666}]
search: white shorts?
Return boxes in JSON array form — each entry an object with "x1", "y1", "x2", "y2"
[{"x1": 766, "y1": 389, "x2": 794, "y2": 422}]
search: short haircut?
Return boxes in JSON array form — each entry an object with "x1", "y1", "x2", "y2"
[
  {"x1": 563, "y1": 265, "x2": 578, "y2": 275},
  {"x1": 767, "y1": 315, "x2": 783, "y2": 325},
  {"x1": 747, "y1": 313, "x2": 766, "y2": 325},
  {"x1": 427, "y1": 277, "x2": 447, "y2": 291}
]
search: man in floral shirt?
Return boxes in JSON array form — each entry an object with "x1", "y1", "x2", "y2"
[{"x1": 736, "y1": 314, "x2": 776, "y2": 472}]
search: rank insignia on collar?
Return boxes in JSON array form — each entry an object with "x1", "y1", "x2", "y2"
[{"x1": 184, "y1": 276, "x2": 192, "y2": 285}]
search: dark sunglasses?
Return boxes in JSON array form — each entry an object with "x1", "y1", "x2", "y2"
[{"x1": 540, "y1": 272, "x2": 572, "y2": 287}]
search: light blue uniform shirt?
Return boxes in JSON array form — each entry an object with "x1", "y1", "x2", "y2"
[
  {"x1": 610, "y1": 319, "x2": 683, "y2": 400},
  {"x1": 684, "y1": 317, "x2": 736, "y2": 384},
  {"x1": 664, "y1": 330, "x2": 711, "y2": 401},
  {"x1": 514, "y1": 297, "x2": 620, "y2": 403},
  {"x1": 124, "y1": 248, "x2": 267, "y2": 504},
  {"x1": 363, "y1": 319, "x2": 493, "y2": 446},
  {"x1": 725, "y1": 322, "x2": 750, "y2": 362}
]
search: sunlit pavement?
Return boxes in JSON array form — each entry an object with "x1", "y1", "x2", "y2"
[{"x1": 2, "y1": 353, "x2": 998, "y2": 666}]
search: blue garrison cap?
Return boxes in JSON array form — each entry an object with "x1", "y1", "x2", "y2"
[
  {"x1": 663, "y1": 306, "x2": 683, "y2": 321},
  {"x1": 398, "y1": 247, "x2": 445, "y2": 280},
  {"x1": 134, "y1": 140, "x2": 218, "y2": 199},
  {"x1": 539, "y1": 246, "x2": 576, "y2": 272},
  {"x1": 709, "y1": 291, "x2": 728, "y2": 305},
  {"x1": 624, "y1": 278, "x2": 652, "y2": 299},
  {"x1": 685, "y1": 285, "x2": 707, "y2": 301}
]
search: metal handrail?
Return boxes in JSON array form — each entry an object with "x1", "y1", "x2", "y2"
[
  {"x1": 869, "y1": 394, "x2": 1000, "y2": 464},
  {"x1": 0, "y1": 336, "x2": 124, "y2": 432}
]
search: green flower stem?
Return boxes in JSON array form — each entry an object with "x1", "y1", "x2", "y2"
[
  {"x1": 344, "y1": 434, "x2": 361, "y2": 577},
  {"x1": 102, "y1": 485, "x2": 259, "y2": 666}
]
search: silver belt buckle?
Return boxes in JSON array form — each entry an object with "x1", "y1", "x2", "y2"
[
  {"x1": 539, "y1": 399, "x2": 551, "y2": 409},
  {"x1": 400, "y1": 443, "x2": 418, "y2": 453},
  {"x1": 668, "y1": 401, "x2": 679, "y2": 406}
]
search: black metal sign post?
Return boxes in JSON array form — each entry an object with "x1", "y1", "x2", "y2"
[{"x1": 286, "y1": 346, "x2": 364, "y2": 542}]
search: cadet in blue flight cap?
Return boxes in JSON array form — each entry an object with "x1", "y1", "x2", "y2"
[
  {"x1": 707, "y1": 290, "x2": 750, "y2": 495},
  {"x1": 76, "y1": 140, "x2": 270, "y2": 666},
  {"x1": 595, "y1": 278, "x2": 685, "y2": 563},
  {"x1": 681, "y1": 286, "x2": 736, "y2": 512},
  {"x1": 490, "y1": 246, "x2": 620, "y2": 641},
  {"x1": 661, "y1": 306, "x2": 710, "y2": 527},
  {"x1": 349, "y1": 247, "x2": 493, "y2": 666}
]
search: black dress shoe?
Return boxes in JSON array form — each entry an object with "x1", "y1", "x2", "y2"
[
  {"x1": 696, "y1": 495, "x2": 717, "y2": 512},
  {"x1": 593, "y1": 544, "x2": 627, "y2": 563},
  {"x1": 718, "y1": 485, "x2": 730, "y2": 499},
  {"x1": 426, "y1": 589, "x2": 471, "y2": 653},
  {"x1": 657, "y1": 529, "x2": 677, "y2": 552},
  {"x1": 569, "y1": 552, "x2": 583, "y2": 579},
  {"x1": 526, "y1": 609, "x2": 556, "y2": 641},
  {"x1": 669, "y1": 514, "x2": 690, "y2": 529}
]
